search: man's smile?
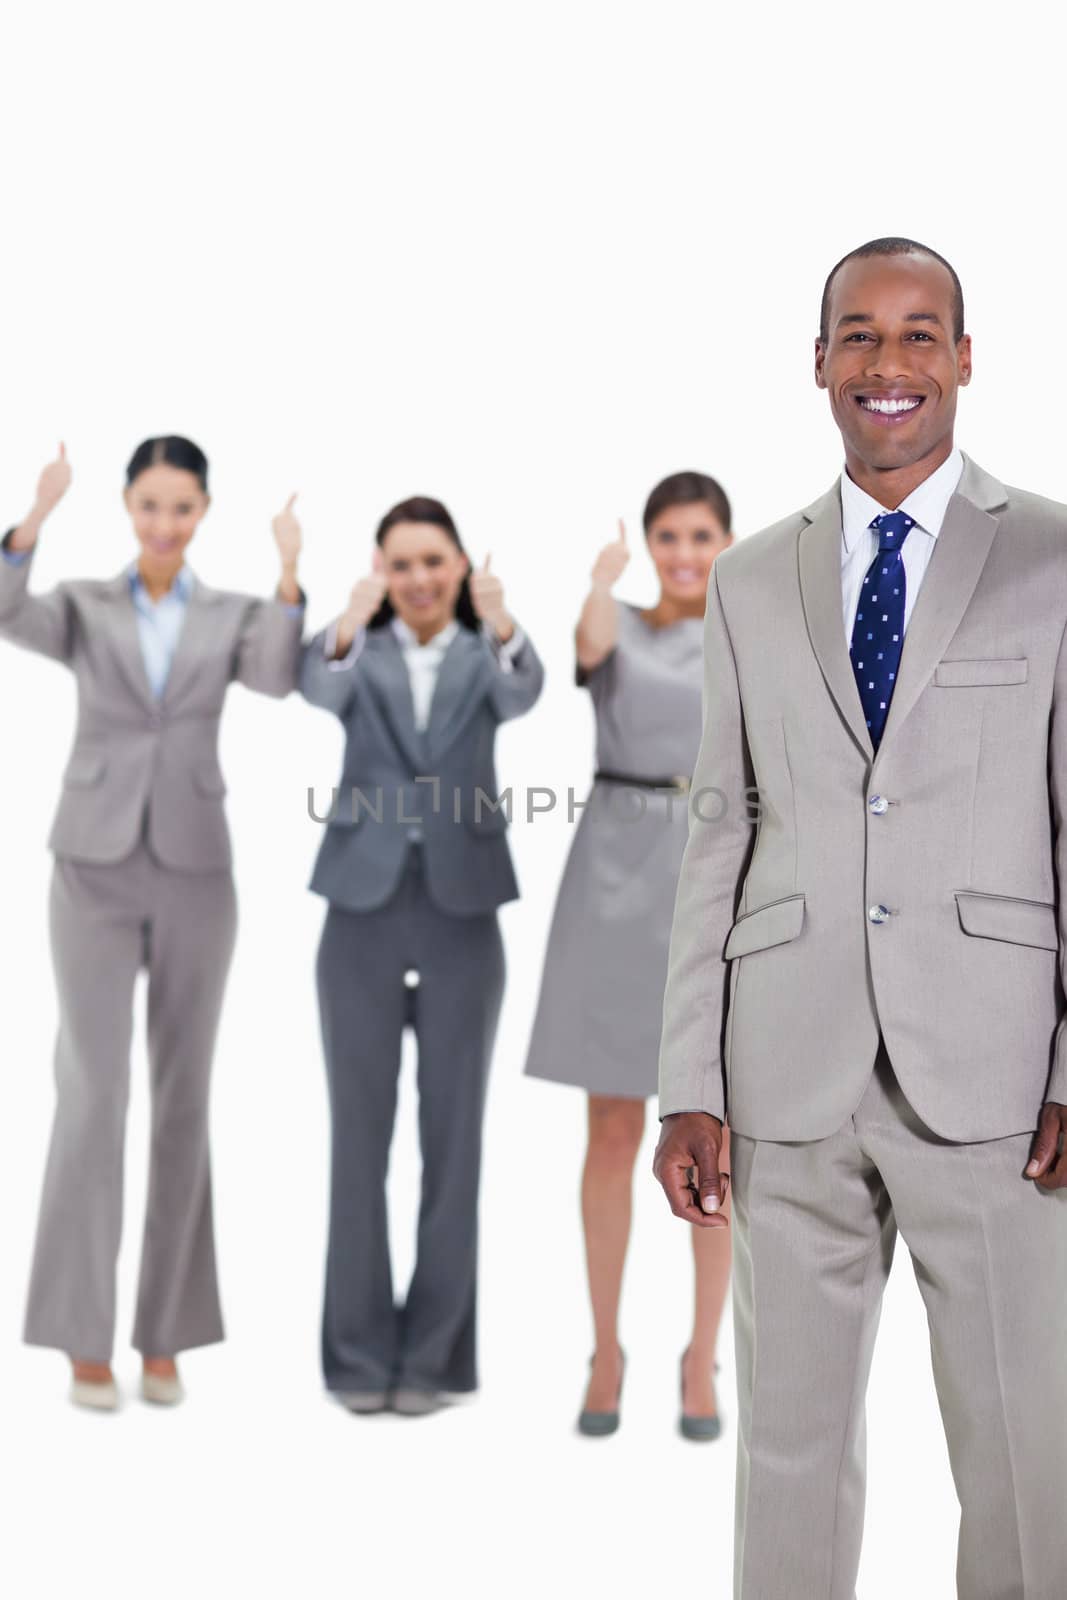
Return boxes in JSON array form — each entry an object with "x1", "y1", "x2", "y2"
[{"x1": 853, "y1": 390, "x2": 926, "y2": 425}]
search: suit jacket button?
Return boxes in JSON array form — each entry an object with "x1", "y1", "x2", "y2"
[
  {"x1": 868, "y1": 903, "x2": 890, "y2": 924},
  {"x1": 868, "y1": 794, "x2": 889, "y2": 815}
]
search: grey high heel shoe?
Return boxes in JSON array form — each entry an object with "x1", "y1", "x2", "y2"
[
  {"x1": 577, "y1": 1347, "x2": 625, "y2": 1437},
  {"x1": 679, "y1": 1351, "x2": 722, "y2": 1442}
]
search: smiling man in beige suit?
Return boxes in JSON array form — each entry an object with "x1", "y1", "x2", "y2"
[{"x1": 654, "y1": 238, "x2": 1067, "y2": 1599}]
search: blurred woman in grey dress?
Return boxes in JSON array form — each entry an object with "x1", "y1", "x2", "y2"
[{"x1": 524, "y1": 471, "x2": 734, "y2": 1439}]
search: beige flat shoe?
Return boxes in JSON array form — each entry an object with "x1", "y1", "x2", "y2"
[
  {"x1": 70, "y1": 1376, "x2": 119, "y2": 1412},
  {"x1": 391, "y1": 1387, "x2": 446, "y2": 1416},
  {"x1": 338, "y1": 1391, "x2": 389, "y2": 1414},
  {"x1": 141, "y1": 1370, "x2": 185, "y2": 1406}
]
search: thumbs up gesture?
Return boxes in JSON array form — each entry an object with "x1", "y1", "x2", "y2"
[
  {"x1": 344, "y1": 545, "x2": 390, "y2": 631},
  {"x1": 271, "y1": 492, "x2": 302, "y2": 574},
  {"x1": 590, "y1": 518, "x2": 630, "y2": 593},
  {"x1": 469, "y1": 552, "x2": 512, "y2": 638},
  {"x1": 34, "y1": 442, "x2": 73, "y2": 520}
]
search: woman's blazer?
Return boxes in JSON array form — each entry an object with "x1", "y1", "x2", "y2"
[
  {"x1": 300, "y1": 621, "x2": 544, "y2": 915},
  {"x1": 0, "y1": 542, "x2": 304, "y2": 871}
]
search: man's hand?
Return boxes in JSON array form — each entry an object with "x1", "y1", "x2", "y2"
[
  {"x1": 652, "y1": 1111, "x2": 730, "y2": 1228},
  {"x1": 1025, "y1": 1101, "x2": 1067, "y2": 1189}
]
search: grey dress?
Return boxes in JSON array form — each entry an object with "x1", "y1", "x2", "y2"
[{"x1": 524, "y1": 599, "x2": 704, "y2": 1097}]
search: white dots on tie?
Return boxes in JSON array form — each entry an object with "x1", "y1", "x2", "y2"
[
  {"x1": 892, "y1": 634, "x2": 899, "y2": 642},
  {"x1": 889, "y1": 671, "x2": 895, "y2": 680},
  {"x1": 857, "y1": 661, "x2": 863, "y2": 669},
  {"x1": 867, "y1": 632, "x2": 873, "y2": 640},
  {"x1": 877, "y1": 652, "x2": 883, "y2": 660},
  {"x1": 894, "y1": 588, "x2": 899, "y2": 595},
  {"x1": 868, "y1": 681, "x2": 874, "y2": 689},
  {"x1": 882, "y1": 614, "x2": 888, "y2": 621},
  {"x1": 879, "y1": 701, "x2": 886, "y2": 709}
]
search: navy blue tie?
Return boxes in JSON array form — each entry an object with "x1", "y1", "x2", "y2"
[{"x1": 849, "y1": 510, "x2": 914, "y2": 749}]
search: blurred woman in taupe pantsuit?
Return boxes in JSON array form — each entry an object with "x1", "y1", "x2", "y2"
[
  {"x1": 524, "y1": 471, "x2": 735, "y2": 1440},
  {"x1": 0, "y1": 438, "x2": 305, "y2": 1411}
]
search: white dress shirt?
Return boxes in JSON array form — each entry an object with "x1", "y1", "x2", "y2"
[
  {"x1": 127, "y1": 563, "x2": 193, "y2": 699},
  {"x1": 840, "y1": 446, "x2": 964, "y2": 641},
  {"x1": 390, "y1": 616, "x2": 460, "y2": 731},
  {"x1": 324, "y1": 613, "x2": 525, "y2": 731}
]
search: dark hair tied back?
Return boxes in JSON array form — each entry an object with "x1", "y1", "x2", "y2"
[
  {"x1": 126, "y1": 436, "x2": 210, "y2": 493},
  {"x1": 642, "y1": 471, "x2": 732, "y2": 536},
  {"x1": 368, "y1": 495, "x2": 479, "y2": 631}
]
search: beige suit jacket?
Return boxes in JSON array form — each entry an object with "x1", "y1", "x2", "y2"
[
  {"x1": 658, "y1": 455, "x2": 1067, "y2": 1141},
  {"x1": 0, "y1": 542, "x2": 303, "y2": 870}
]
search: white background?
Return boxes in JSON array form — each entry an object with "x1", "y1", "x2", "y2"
[{"x1": 0, "y1": 2, "x2": 1062, "y2": 1596}]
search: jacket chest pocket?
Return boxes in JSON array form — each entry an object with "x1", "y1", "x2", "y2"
[{"x1": 934, "y1": 658, "x2": 1028, "y2": 688}]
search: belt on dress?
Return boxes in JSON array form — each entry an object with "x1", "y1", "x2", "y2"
[{"x1": 593, "y1": 768, "x2": 692, "y2": 795}]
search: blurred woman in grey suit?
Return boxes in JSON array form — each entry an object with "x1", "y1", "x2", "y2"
[
  {"x1": 0, "y1": 438, "x2": 305, "y2": 1410},
  {"x1": 300, "y1": 496, "x2": 543, "y2": 1416},
  {"x1": 524, "y1": 472, "x2": 734, "y2": 1439}
]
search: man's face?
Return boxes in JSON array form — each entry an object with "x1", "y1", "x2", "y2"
[{"x1": 814, "y1": 253, "x2": 972, "y2": 474}]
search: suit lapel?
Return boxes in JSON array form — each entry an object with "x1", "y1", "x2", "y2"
[
  {"x1": 425, "y1": 629, "x2": 483, "y2": 762},
  {"x1": 798, "y1": 485, "x2": 874, "y2": 761},
  {"x1": 799, "y1": 456, "x2": 1009, "y2": 765},
  {"x1": 104, "y1": 571, "x2": 156, "y2": 711},
  {"x1": 363, "y1": 630, "x2": 427, "y2": 772},
  {"x1": 876, "y1": 456, "x2": 1007, "y2": 758},
  {"x1": 160, "y1": 576, "x2": 224, "y2": 707}
]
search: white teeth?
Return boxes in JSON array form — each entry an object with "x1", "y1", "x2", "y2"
[{"x1": 861, "y1": 396, "x2": 921, "y2": 414}]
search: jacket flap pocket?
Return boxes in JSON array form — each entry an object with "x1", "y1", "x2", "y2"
[
  {"x1": 955, "y1": 891, "x2": 1058, "y2": 951},
  {"x1": 934, "y1": 658, "x2": 1028, "y2": 687},
  {"x1": 63, "y1": 755, "x2": 106, "y2": 787},
  {"x1": 724, "y1": 893, "x2": 805, "y2": 959}
]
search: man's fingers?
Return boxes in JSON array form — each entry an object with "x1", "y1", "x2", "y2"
[
  {"x1": 660, "y1": 1160, "x2": 700, "y2": 1220},
  {"x1": 1026, "y1": 1104, "x2": 1062, "y2": 1178},
  {"x1": 1030, "y1": 1104, "x2": 1067, "y2": 1188},
  {"x1": 653, "y1": 1120, "x2": 728, "y2": 1227},
  {"x1": 697, "y1": 1168, "x2": 730, "y2": 1214}
]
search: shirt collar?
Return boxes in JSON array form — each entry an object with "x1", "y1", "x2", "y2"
[
  {"x1": 390, "y1": 615, "x2": 460, "y2": 652},
  {"x1": 127, "y1": 563, "x2": 193, "y2": 604},
  {"x1": 840, "y1": 446, "x2": 964, "y2": 554}
]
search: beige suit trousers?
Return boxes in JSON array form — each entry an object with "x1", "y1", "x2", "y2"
[
  {"x1": 24, "y1": 840, "x2": 237, "y2": 1361},
  {"x1": 730, "y1": 1042, "x2": 1067, "y2": 1600}
]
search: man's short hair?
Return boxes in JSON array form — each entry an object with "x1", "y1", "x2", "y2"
[{"x1": 819, "y1": 238, "x2": 965, "y2": 344}]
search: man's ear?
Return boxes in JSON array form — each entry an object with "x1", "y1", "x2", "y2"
[
  {"x1": 814, "y1": 337, "x2": 828, "y2": 389},
  {"x1": 957, "y1": 333, "x2": 973, "y2": 387}
]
